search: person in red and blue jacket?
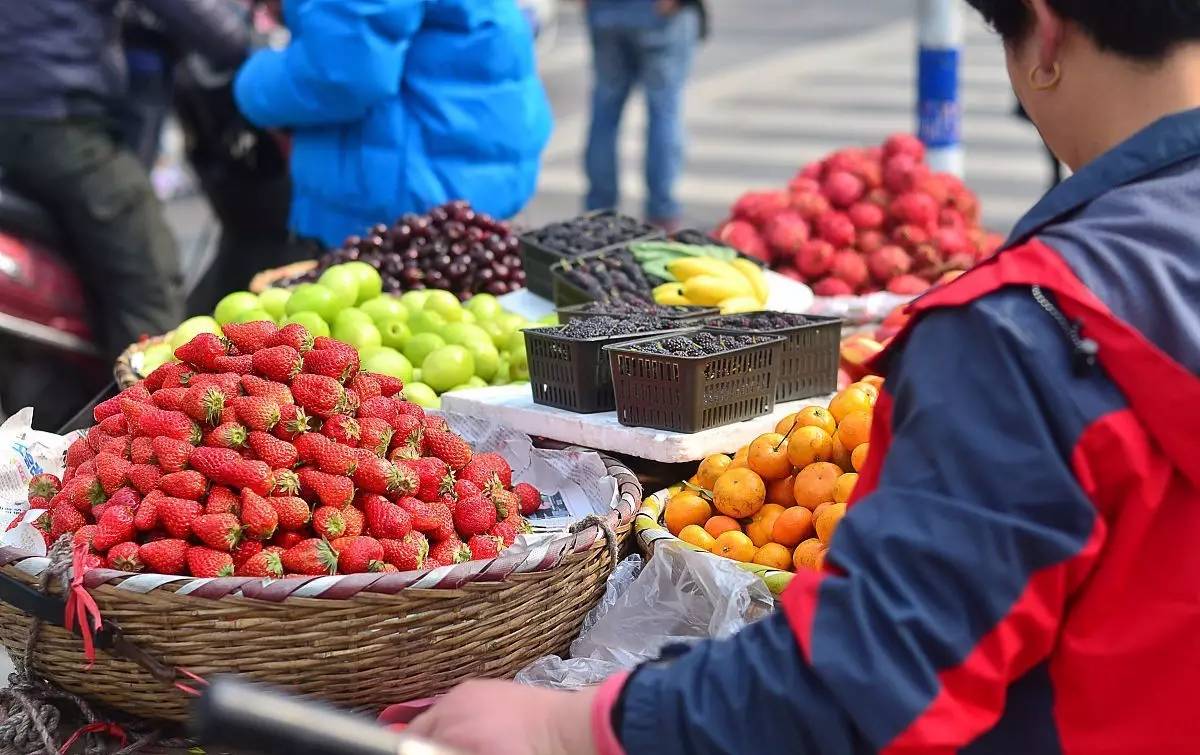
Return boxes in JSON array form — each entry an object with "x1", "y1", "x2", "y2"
[{"x1": 410, "y1": 1, "x2": 1200, "y2": 752}]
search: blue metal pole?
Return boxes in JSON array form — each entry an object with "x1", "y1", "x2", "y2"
[{"x1": 917, "y1": 0, "x2": 964, "y2": 176}]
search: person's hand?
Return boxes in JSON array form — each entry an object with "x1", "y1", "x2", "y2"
[
  {"x1": 656, "y1": 0, "x2": 682, "y2": 15},
  {"x1": 407, "y1": 680, "x2": 599, "y2": 755}
]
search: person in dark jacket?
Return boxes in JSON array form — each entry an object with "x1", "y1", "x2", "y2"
[
  {"x1": 0, "y1": 0, "x2": 249, "y2": 358},
  {"x1": 410, "y1": 1, "x2": 1200, "y2": 752},
  {"x1": 583, "y1": 0, "x2": 706, "y2": 230}
]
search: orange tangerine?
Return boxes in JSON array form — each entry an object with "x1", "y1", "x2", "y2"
[
  {"x1": 792, "y1": 405, "x2": 838, "y2": 436},
  {"x1": 765, "y1": 474, "x2": 797, "y2": 507},
  {"x1": 696, "y1": 454, "x2": 732, "y2": 489},
  {"x1": 775, "y1": 412, "x2": 799, "y2": 436},
  {"x1": 859, "y1": 375, "x2": 884, "y2": 391},
  {"x1": 829, "y1": 431, "x2": 854, "y2": 472},
  {"x1": 747, "y1": 433, "x2": 793, "y2": 481},
  {"x1": 753, "y1": 542, "x2": 793, "y2": 570},
  {"x1": 713, "y1": 530, "x2": 757, "y2": 562},
  {"x1": 786, "y1": 425, "x2": 834, "y2": 468},
  {"x1": 792, "y1": 538, "x2": 826, "y2": 571},
  {"x1": 772, "y1": 506, "x2": 814, "y2": 547},
  {"x1": 792, "y1": 462, "x2": 842, "y2": 510},
  {"x1": 851, "y1": 442, "x2": 870, "y2": 472},
  {"x1": 849, "y1": 381, "x2": 879, "y2": 401},
  {"x1": 664, "y1": 493, "x2": 712, "y2": 535},
  {"x1": 712, "y1": 468, "x2": 766, "y2": 519},
  {"x1": 678, "y1": 524, "x2": 716, "y2": 551},
  {"x1": 814, "y1": 502, "x2": 846, "y2": 544},
  {"x1": 828, "y1": 386, "x2": 874, "y2": 424},
  {"x1": 703, "y1": 515, "x2": 742, "y2": 538},
  {"x1": 837, "y1": 410, "x2": 873, "y2": 451},
  {"x1": 746, "y1": 503, "x2": 785, "y2": 547},
  {"x1": 833, "y1": 473, "x2": 858, "y2": 503}
]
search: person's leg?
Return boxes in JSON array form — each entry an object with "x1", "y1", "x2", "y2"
[
  {"x1": 584, "y1": 22, "x2": 639, "y2": 212},
  {"x1": 0, "y1": 119, "x2": 183, "y2": 358},
  {"x1": 639, "y1": 7, "x2": 700, "y2": 224}
]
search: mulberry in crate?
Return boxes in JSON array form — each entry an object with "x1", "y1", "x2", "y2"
[
  {"x1": 558, "y1": 315, "x2": 670, "y2": 339},
  {"x1": 528, "y1": 213, "x2": 657, "y2": 257},
  {"x1": 707, "y1": 312, "x2": 814, "y2": 330}
]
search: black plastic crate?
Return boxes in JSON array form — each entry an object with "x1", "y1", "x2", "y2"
[
  {"x1": 519, "y1": 211, "x2": 661, "y2": 299},
  {"x1": 605, "y1": 330, "x2": 786, "y2": 433},
  {"x1": 705, "y1": 312, "x2": 842, "y2": 403},
  {"x1": 556, "y1": 302, "x2": 718, "y2": 325},
  {"x1": 524, "y1": 323, "x2": 689, "y2": 413}
]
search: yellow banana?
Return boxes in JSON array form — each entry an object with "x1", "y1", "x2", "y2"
[
  {"x1": 653, "y1": 282, "x2": 691, "y2": 306},
  {"x1": 667, "y1": 257, "x2": 741, "y2": 282},
  {"x1": 718, "y1": 295, "x2": 763, "y2": 315},
  {"x1": 682, "y1": 275, "x2": 753, "y2": 306},
  {"x1": 730, "y1": 258, "x2": 769, "y2": 305}
]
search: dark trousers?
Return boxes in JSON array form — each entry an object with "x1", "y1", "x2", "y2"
[{"x1": 0, "y1": 118, "x2": 183, "y2": 359}]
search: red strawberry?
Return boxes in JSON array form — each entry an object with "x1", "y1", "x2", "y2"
[
  {"x1": 66, "y1": 437, "x2": 95, "y2": 468},
  {"x1": 312, "y1": 505, "x2": 346, "y2": 540},
  {"x1": 97, "y1": 414, "x2": 128, "y2": 436},
  {"x1": 302, "y1": 347, "x2": 359, "y2": 382},
  {"x1": 231, "y1": 539, "x2": 263, "y2": 568},
  {"x1": 306, "y1": 437, "x2": 359, "y2": 477},
  {"x1": 356, "y1": 417, "x2": 392, "y2": 458},
  {"x1": 358, "y1": 396, "x2": 399, "y2": 426},
  {"x1": 212, "y1": 353, "x2": 255, "y2": 374},
  {"x1": 230, "y1": 396, "x2": 280, "y2": 432},
  {"x1": 282, "y1": 538, "x2": 338, "y2": 576},
  {"x1": 86, "y1": 425, "x2": 106, "y2": 450},
  {"x1": 422, "y1": 428, "x2": 471, "y2": 470},
  {"x1": 467, "y1": 534, "x2": 502, "y2": 561},
  {"x1": 205, "y1": 486, "x2": 241, "y2": 516},
  {"x1": 252, "y1": 345, "x2": 302, "y2": 382},
  {"x1": 175, "y1": 333, "x2": 227, "y2": 371},
  {"x1": 193, "y1": 513, "x2": 243, "y2": 551},
  {"x1": 273, "y1": 404, "x2": 311, "y2": 440},
  {"x1": 347, "y1": 373, "x2": 381, "y2": 400},
  {"x1": 151, "y1": 436, "x2": 192, "y2": 473},
  {"x1": 271, "y1": 530, "x2": 305, "y2": 550},
  {"x1": 336, "y1": 536, "x2": 384, "y2": 574},
  {"x1": 490, "y1": 488, "x2": 519, "y2": 520},
  {"x1": 189, "y1": 372, "x2": 242, "y2": 396},
  {"x1": 290, "y1": 374, "x2": 346, "y2": 418},
  {"x1": 353, "y1": 457, "x2": 417, "y2": 497},
  {"x1": 189, "y1": 446, "x2": 241, "y2": 481},
  {"x1": 229, "y1": 459, "x2": 274, "y2": 496},
  {"x1": 63, "y1": 474, "x2": 105, "y2": 511},
  {"x1": 158, "y1": 497, "x2": 203, "y2": 539},
  {"x1": 151, "y1": 387, "x2": 189, "y2": 411},
  {"x1": 381, "y1": 532, "x2": 427, "y2": 571},
  {"x1": 453, "y1": 492, "x2": 497, "y2": 537},
  {"x1": 138, "y1": 410, "x2": 201, "y2": 444},
  {"x1": 342, "y1": 388, "x2": 361, "y2": 415},
  {"x1": 106, "y1": 541, "x2": 143, "y2": 572},
  {"x1": 127, "y1": 463, "x2": 161, "y2": 494},
  {"x1": 134, "y1": 491, "x2": 161, "y2": 531},
  {"x1": 180, "y1": 385, "x2": 228, "y2": 426},
  {"x1": 158, "y1": 470, "x2": 208, "y2": 500},
  {"x1": 241, "y1": 374, "x2": 294, "y2": 405},
  {"x1": 130, "y1": 436, "x2": 155, "y2": 465},
  {"x1": 186, "y1": 546, "x2": 234, "y2": 577},
  {"x1": 98, "y1": 436, "x2": 130, "y2": 460},
  {"x1": 239, "y1": 490, "x2": 278, "y2": 540},
  {"x1": 387, "y1": 416, "x2": 424, "y2": 459},
  {"x1": 340, "y1": 504, "x2": 364, "y2": 537},
  {"x1": 488, "y1": 519, "x2": 519, "y2": 547},
  {"x1": 71, "y1": 525, "x2": 98, "y2": 552},
  {"x1": 106, "y1": 486, "x2": 140, "y2": 511},
  {"x1": 92, "y1": 505, "x2": 136, "y2": 552},
  {"x1": 267, "y1": 322, "x2": 314, "y2": 354},
  {"x1": 236, "y1": 549, "x2": 283, "y2": 578},
  {"x1": 222, "y1": 320, "x2": 278, "y2": 354},
  {"x1": 271, "y1": 468, "x2": 300, "y2": 496},
  {"x1": 50, "y1": 505, "x2": 87, "y2": 540},
  {"x1": 429, "y1": 536, "x2": 470, "y2": 566},
  {"x1": 422, "y1": 415, "x2": 448, "y2": 432},
  {"x1": 312, "y1": 336, "x2": 358, "y2": 357},
  {"x1": 93, "y1": 384, "x2": 149, "y2": 422},
  {"x1": 93, "y1": 452, "x2": 130, "y2": 494},
  {"x1": 369, "y1": 373, "x2": 406, "y2": 397},
  {"x1": 403, "y1": 498, "x2": 453, "y2": 539},
  {"x1": 28, "y1": 473, "x2": 61, "y2": 500},
  {"x1": 203, "y1": 421, "x2": 248, "y2": 449},
  {"x1": 461, "y1": 452, "x2": 512, "y2": 490},
  {"x1": 513, "y1": 482, "x2": 542, "y2": 516},
  {"x1": 247, "y1": 431, "x2": 298, "y2": 469},
  {"x1": 139, "y1": 539, "x2": 188, "y2": 575},
  {"x1": 399, "y1": 457, "x2": 451, "y2": 502},
  {"x1": 360, "y1": 494, "x2": 413, "y2": 539},
  {"x1": 452, "y1": 478, "x2": 481, "y2": 500},
  {"x1": 268, "y1": 496, "x2": 311, "y2": 530},
  {"x1": 144, "y1": 362, "x2": 190, "y2": 391},
  {"x1": 322, "y1": 414, "x2": 360, "y2": 446}
]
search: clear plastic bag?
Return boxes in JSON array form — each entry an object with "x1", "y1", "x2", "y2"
[{"x1": 516, "y1": 544, "x2": 774, "y2": 689}]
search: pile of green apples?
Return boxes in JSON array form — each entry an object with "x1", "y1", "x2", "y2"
[{"x1": 141, "y1": 262, "x2": 550, "y2": 409}]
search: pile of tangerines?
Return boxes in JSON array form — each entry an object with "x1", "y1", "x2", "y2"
[{"x1": 664, "y1": 377, "x2": 881, "y2": 572}]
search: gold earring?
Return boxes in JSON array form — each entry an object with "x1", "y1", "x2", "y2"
[{"x1": 1029, "y1": 62, "x2": 1062, "y2": 91}]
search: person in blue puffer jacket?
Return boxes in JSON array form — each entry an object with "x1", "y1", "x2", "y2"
[{"x1": 234, "y1": 0, "x2": 553, "y2": 249}]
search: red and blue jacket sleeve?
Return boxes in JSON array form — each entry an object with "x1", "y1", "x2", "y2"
[{"x1": 603, "y1": 288, "x2": 1122, "y2": 754}]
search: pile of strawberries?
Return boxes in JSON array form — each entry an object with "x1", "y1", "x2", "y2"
[
  {"x1": 713, "y1": 134, "x2": 1005, "y2": 297},
  {"x1": 16, "y1": 321, "x2": 543, "y2": 579}
]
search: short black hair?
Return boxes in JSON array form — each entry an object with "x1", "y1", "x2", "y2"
[{"x1": 964, "y1": 0, "x2": 1200, "y2": 60}]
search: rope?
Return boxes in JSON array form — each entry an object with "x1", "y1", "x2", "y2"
[
  {"x1": 0, "y1": 538, "x2": 191, "y2": 755},
  {"x1": 570, "y1": 514, "x2": 619, "y2": 569}
]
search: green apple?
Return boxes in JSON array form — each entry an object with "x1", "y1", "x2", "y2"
[
  {"x1": 409, "y1": 309, "x2": 447, "y2": 335},
  {"x1": 460, "y1": 310, "x2": 476, "y2": 324},
  {"x1": 412, "y1": 368, "x2": 422, "y2": 383},
  {"x1": 492, "y1": 355, "x2": 511, "y2": 386},
  {"x1": 502, "y1": 329, "x2": 528, "y2": 353},
  {"x1": 341, "y1": 261, "x2": 383, "y2": 304},
  {"x1": 332, "y1": 309, "x2": 381, "y2": 351},
  {"x1": 465, "y1": 293, "x2": 502, "y2": 320},
  {"x1": 234, "y1": 308, "x2": 275, "y2": 324},
  {"x1": 400, "y1": 290, "x2": 432, "y2": 313},
  {"x1": 258, "y1": 288, "x2": 291, "y2": 321},
  {"x1": 479, "y1": 320, "x2": 507, "y2": 348},
  {"x1": 509, "y1": 342, "x2": 529, "y2": 381},
  {"x1": 214, "y1": 291, "x2": 260, "y2": 326},
  {"x1": 537, "y1": 313, "x2": 559, "y2": 326},
  {"x1": 404, "y1": 382, "x2": 441, "y2": 409},
  {"x1": 466, "y1": 341, "x2": 500, "y2": 381},
  {"x1": 359, "y1": 295, "x2": 407, "y2": 324},
  {"x1": 361, "y1": 347, "x2": 413, "y2": 383},
  {"x1": 318, "y1": 266, "x2": 359, "y2": 314},
  {"x1": 424, "y1": 290, "x2": 464, "y2": 323},
  {"x1": 285, "y1": 283, "x2": 340, "y2": 323},
  {"x1": 170, "y1": 315, "x2": 222, "y2": 350},
  {"x1": 377, "y1": 316, "x2": 412, "y2": 350},
  {"x1": 442, "y1": 323, "x2": 492, "y2": 349},
  {"x1": 422, "y1": 345, "x2": 475, "y2": 393},
  {"x1": 403, "y1": 333, "x2": 446, "y2": 369},
  {"x1": 283, "y1": 310, "x2": 330, "y2": 338},
  {"x1": 140, "y1": 342, "x2": 175, "y2": 373}
]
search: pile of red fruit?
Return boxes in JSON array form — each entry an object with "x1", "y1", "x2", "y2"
[
  {"x1": 16, "y1": 322, "x2": 542, "y2": 578},
  {"x1": 713, "y1": 134, "x2": 1005, "y2": 297}
]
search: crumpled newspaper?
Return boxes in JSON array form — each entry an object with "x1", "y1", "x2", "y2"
[{"x1": 0, "y1": 408, "x2": 76, "y2": 556}]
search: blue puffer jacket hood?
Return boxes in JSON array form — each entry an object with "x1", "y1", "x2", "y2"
[{"x1": 235, "y1": 0, "x2": 552, "y2": 248}]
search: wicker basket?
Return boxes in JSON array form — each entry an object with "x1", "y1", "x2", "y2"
[
  {"x1": 635, "y1": 486, "x2": 794, "y2": 595},
  {"x1": 248, "y1": 260, "x2": 318, "y2": 294},
  {"x1": 0, "y1": 453, "x2": 641, "y2": 722},
  {"x1": 114, "y1": 332, "x2": 175, "y2": 389}
]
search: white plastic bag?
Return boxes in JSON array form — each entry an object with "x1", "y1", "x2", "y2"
[{"x1": 0, "y1": 408, "x2": 75, "y2": 554}]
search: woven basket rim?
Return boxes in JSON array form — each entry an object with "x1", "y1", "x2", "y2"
[
  {"x1": 2, "y1": 450, "x2": 639, "y2": 604},
  {"x1": 113, "y1": 331, "x2": 174, "y2": 389},
  {"x1": 635, "y1": 485, "x2": 794, "y2": 595},
  {"x1": 248, "y1": 259, "x2": 319, "y2": 294}
]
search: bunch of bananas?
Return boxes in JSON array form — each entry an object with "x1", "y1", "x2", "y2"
[{"x1": 653, "y1": 257, "x2": 768, "y2": 314}]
